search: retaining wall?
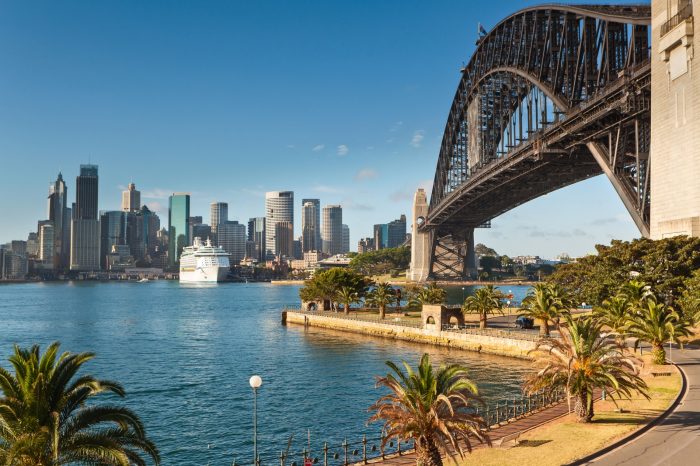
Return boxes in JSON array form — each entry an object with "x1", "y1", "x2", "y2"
[{"x1": 283, "y1": 311, "x2": 537, "y2": 359}]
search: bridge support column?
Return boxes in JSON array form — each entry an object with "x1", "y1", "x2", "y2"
[
  {"x1": 463, "y1": 228, "x2": 477, "y2": 279},
  {"x1": 408, "y1": 189, "x2": 431, "y2": 282}
]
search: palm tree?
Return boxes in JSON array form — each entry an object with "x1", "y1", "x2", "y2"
[
  {"x1": 520, "y1": 283, "x2": 570, "y2": 336},
  {"x1": 593, "y1": 296, "x2": 632, "y2": 346},
  {"x1": 626, "y1": 298, "x2": 692, "y2": 364},
  {"x1": 525, "y1": 316, "x2": 649, "y2": 423},
  {"x1": 408, "y1": 283, "x2": 446, "y2": 310},
  {"x1": 366, "y1": 283, "x2": 396, "y2": 319},
  {"x1": 0, "y1": 342, "x2": 160, "y2": 465},
  {"x1": 337, "y1": 286, "x2": 359, "y2": 315},
  {"x1": 462, "y1": 285, "x2": 504, "y2": 329},
  {"x1": 369, "y1": 354, "x2": 488, "y2": 466},
  {"x1": 619, "y1": 280, "x2": 653, "y2": 304}
]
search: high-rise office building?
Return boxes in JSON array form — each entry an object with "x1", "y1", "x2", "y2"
[
  {"x1": 301, "y1": 198, "x2": 321, "y2": 252},
  {"x1": 121, "y1": 183, "x2": 141, "y2": 212},
  {"x1": 341, "y1": 224, "x2": 350, "y2": 253},
  {"x1": 387, "y1": 215, "x2": 407, "y2": 248},
  {"x1": 301, "y1": 200, "x2": 320, "y2": 252},
  {"x1": 48, "y1": 172, "x2": 70, "y2": 270},
  {"x1": 26, "y1": 232, "x2": 39, "y2": 257},
  {"x1": 100, "y1": 211, "x2": 128, "y2": 269},
  {"x1": 39, "y1": 222, "x2": 54, "y2": 265},
  {"x1": 274, "y1": 220, "x2": 294, "y2": 257},
  {"x1": 218, "y1": 220, "x2": 246, "y2": 263},
  {"x1": 247, "y1": 217, "x2": 266, "y2": 262},
  {"x1": 210, "y1": 202, "x2": 228, "y2": 239},
  {"x1": 168, "y1": 193, "x2": 191, "y2": 267},
  {"x1": 322, "y1": 205, "x2": 343, "y2": 255},
  {"x1": 265, "y1": 191, "x2": 294, "y2": 257},
  {"x1": 126, "y1": 205, "x2": 160, "y2": 262},
  {"x1": 70, "y1": 165, "x2": 100, "y2": 271},
  {"x1": 373, "y1": 223, "x2": 388, "y2": 250}
]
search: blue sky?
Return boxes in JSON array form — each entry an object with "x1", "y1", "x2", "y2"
[{"x1": 0, "y1": 0, "x2": 643, "y2": 257}]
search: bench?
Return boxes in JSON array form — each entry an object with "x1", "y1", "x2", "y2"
[
  {"x1": 493, "y1": 432, "x2": 520, "y2": 448},
  {"x1": 651, "y1": 371, "x2": 672, "y2": 377}
]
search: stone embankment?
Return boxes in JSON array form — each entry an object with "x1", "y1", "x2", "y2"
[{"x1": 282, "y1": 310, "x2": 538, "y2": 359}]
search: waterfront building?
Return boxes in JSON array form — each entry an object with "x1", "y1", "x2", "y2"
[
  {"x1": 301, "y1": 198, "x2": 321, "y2": 252},
  {"x1": 357, "y1": 237, "x2": 374, "y2": 254},
  {"x1": 245, "y1": 240, "x2": 258, "y2": 261},
  {"x1": 100, "y1": 211, "x2": 128, "y2": 270},
  {"x1": 0, "y1": 248, "x2": 28, "y2": 280},
  {"x1": 217, "y1": 221, "x2": 246, "y2": 264},
  {"x1": 39, "y1": 223, "x2": 54, "y2": 265},
  {"x1": 650, "y1": 0, "x2": 700, "y2": 238},
  {"x1": 126, "y1": 205, "x2": 160, "y2": 263},
  {"x1": 10, "y1": 240, "x2": 27, "y2": 256},
  {"x1": 247, "y1": 217, "x2": 266, "y2": 262},
  {"x1": 265, "y1": 191, "x2": 293, "y2": 257},
  {"x1": 322, "y1": 205, "x2": 343, "y2": 255},
  {"x1": 210, "y1": 202, "x2": 228, "y2": 240},
  {"x1": 48, "y1": 172, "x2": 70, "y2": 270},
  {"x1": 70, "y1": 165, "x2": 100, "y2": 271},
  {"x1": 274, "y1": 220, "x2": 294, "y2": 258},
  {"x1": 168, "y1": 193, "x2": 191, "y2": 268},
  {"x1": 26, "y1": 233, "x2": 39, "y2": 257},
  {"x1": 341, "y1": 224, "x2": 350, "y2": 253},
  {"x1": 387, "y1": 215, "x2": 407, "y2": 248},
  {"x1": 121, "y1": 183, "x2": 141, "y2": 212},
  {"x1": 301, "y1": 200, "x2": 320, "y2": 253},
  {"x1": 373, "y1": 223, "x2": 387, "y2": 250}
]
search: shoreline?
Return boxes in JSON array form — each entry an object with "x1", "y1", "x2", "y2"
[{"x1": 270, "y1": 279, "x2": 538, "y2": 286}]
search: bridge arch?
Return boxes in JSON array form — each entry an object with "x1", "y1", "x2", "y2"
[{"x1": 421, "y1": 4, "x2": 652, "y2": 280}]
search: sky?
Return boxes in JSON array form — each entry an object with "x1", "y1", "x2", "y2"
[{"x1": 0, "y1": 0, "x2": 644, "y2": 258}]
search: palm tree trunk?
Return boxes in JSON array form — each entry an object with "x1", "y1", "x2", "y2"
[
  {"x1": 416, "y1": 437, "x2": 442, "y2": 466},
  {"x1": 586, "y1": 391, "x2": 594, "y2": 422},
  {"x1": 480, "y1": 312, "x2": 487, "y2": 329},
  {"x1": 574, "y1": 391, "x2": 589, "y2": 422},
  {"x1": 379, "y1": 305, "x2": 386, "y2": 320},
  {"x1": 541, "y1": 319, "x2": 550, "y2": 336},
  {"x1": 344, "y1": 302, "x2": 350, "y2": 315},
  {"x1": 652, "y1": 343, "x2": 666, "y2": 365}
]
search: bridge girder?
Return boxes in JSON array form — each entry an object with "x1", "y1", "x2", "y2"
[{"x1": 421, "y1": 4, "x2": 652, "y2": 280}]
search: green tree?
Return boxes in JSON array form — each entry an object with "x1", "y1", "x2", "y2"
[
  {"x1": 299, "y1": 268, "x2": 371, "y2": 311},
  {"x1": 406, "y1": 283, "x2": 446, "y2": 310},
  {"x1": 0, "y1": 342, "x2": 160, "y2": 465},
  {"x1": 462, "y1": 285, "x2": 504, "y2": 329},
  {"x1": 366, "y1": 283, "x2": 396, "y2": 319},
  {"x1": 337, "y1": 286, "x2": 359, "y2": 315},
  {"x1": 349, "y1": 247, "x2": 411, "y2": 276},
  {"x1": 369, "y1": 354, "x2": 488, "y2": 466},
  {"x1": 593, "y1": 295, "x2": 632, "y2": 345},
  {"x1": 525, "y1": 317, "x2": 648, "y2": 423},
  {"x1": 678, "y1": 270, "x2": 700, "y2": 323},
  {"x1": 520, "y1": 283, "x2": 571, "y2": 336},
  {"x1": 627, "y1": 299, "x2": 693, "y2": 364}
]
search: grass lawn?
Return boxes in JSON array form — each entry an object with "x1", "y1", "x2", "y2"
[{"x1": 449, "y1": 354, "x2": 681, "y2": 466}]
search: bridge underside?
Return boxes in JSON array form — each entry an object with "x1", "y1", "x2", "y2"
[{"x1": 416, "y1": 4, "x2": 652, "y2": 280}]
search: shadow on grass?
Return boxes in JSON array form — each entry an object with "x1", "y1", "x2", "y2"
[{"x1": 517, "y1": 439, "x2": 552, "y2": 447}]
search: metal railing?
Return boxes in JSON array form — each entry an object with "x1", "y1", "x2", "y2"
[
  {"x1": 661, "y1": 1, "x2": 693, "y2": 36},
  {"x1": 231, "y1": 387, "x2": 567, "y2": 466},
  {"x1": 284, "y1": 306, "x2": 423, "y2": 328},
  {"x1": 440, "y1": 323, "x2": 547, "y2": 342}
]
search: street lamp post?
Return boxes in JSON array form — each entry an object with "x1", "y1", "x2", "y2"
[
  {"x1": 461, "y1": 287, "x2": 465, "y2": 303},
  {"x1": 249, "y1": 375, "x2": 263, "y2": 465}
]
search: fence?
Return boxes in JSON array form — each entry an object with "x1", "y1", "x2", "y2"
[
  {"x1": 440, "y1": 323, "x2": 547, "y2": 342},
  {"x1": 284, "y1": 306, "x2": 423, "y2": 328}
]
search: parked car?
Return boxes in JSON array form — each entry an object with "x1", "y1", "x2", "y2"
[{"x1": 514, "y1": 315, "x2": 534, "y2": 329}]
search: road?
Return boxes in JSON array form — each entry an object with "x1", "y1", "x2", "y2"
[{"x1": 584, "y1": 345, "x2": 700, "y2": 466}]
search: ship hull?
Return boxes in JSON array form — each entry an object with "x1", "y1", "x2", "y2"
[{"x1": 179, "y1": 266, "x2": 229, "y2": 283}]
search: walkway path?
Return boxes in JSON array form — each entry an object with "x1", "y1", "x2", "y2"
[{"x1": 583, "y1": 346, "x2": 700, "y2": 466}]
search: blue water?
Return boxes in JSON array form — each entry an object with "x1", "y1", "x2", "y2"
[{"x1": 0, "y1": 282, "x2": 533, "y2": 465}]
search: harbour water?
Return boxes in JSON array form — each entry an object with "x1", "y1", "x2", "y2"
[{"x1": 0, "y1": 281, "x2": 533, "y2": 464}]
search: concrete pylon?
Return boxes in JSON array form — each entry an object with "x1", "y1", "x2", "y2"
[{"x1": 408, "y1": 189, "x2": 431, "y2": 282}]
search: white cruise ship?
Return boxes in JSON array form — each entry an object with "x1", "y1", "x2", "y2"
[{"x1": 179, "y1": 237, "x2": 230, "y2": 283}]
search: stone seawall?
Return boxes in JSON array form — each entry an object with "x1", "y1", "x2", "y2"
[{"x1": 283, "y1": 311, "x2": 537, "y2": 359}]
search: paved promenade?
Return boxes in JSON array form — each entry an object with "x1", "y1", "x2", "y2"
[{"x1": 584, "y1": 346, "x2": 700, "y2": 466}]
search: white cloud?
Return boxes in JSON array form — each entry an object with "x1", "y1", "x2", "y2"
[
  {"x1": 389, "y1": 121, "x2": 404, "y2": 132},
  {"x1": 312, "y1": 144, "x2": 325, "y2": 152},
  {"x1": 342, "y1": 199, "x2": 374, "y2": 211},
  {"x1": 355, "y1": 168, "x2": 378, "y2": 181},
  {"x1": 410, "y1": 130, "x2": 425, "y2": 148},
  {"x1": 141, "y1": 188, "x2": 173, "y2": 199},
  {"x1": 145, "y1": 201, "x2": 165, "y2": 215},
  {"x1": 337, "y1": 145, "x2": 349, "y2": 156}
]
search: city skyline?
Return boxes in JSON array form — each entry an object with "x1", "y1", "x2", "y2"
[{"x1": 0, "y1": 0, "x2": 644, "y2": 257}]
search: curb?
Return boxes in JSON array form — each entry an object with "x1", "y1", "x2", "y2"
[{"x1": 565, "y1": 360, "x2": 688, "y2": 466}]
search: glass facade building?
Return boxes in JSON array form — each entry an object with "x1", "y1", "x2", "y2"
[{"x1": 168, "y1": 193, "x2": 191, "y2": 268}]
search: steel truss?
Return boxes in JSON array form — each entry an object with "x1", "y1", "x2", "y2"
[{"x1": 423, "y1": 4, "x2": 653, "y2": 278}]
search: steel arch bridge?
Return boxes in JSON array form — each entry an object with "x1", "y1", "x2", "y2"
[{"x1": 420, "y1": 3, "x2": 652, "y2": 279}]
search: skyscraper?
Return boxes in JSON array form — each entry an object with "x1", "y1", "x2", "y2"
[
  {"x1": 218, "y1": 221, "x2": 246, "y2": 263},
  {"x1": 274, "y1": 220, "x2": 294, "y2": 258},
  {"x1": 100, "y1": 211, "x2": 128, "y2": 269},
  {"x1": 265, "y1": 191, "x2": 293, "y2": 257},
  {"x1": 210, "y1": 202, "x2": 228, "y2": 239},
  {"x1": 387, "y1": 215, "x2": 407, "y2": 248},
  {"x1": 38, "y1": 222, "x2": 54, "y2": 265},
  {"x1": 341, "y1": 224, "x2": 350, "y2": 254},
  {"x1": 70, "y1": 165, "x2": 100, "y2": 271},
  {"x1": 322, "y1": 205, "x2": 343, "y2": 255},
  {"x1": 301, "y1": 198, "x2": 321, "y2": 251},
  {"x1": 126, "y1": 205, "x2": 160, "y2": 262},
  {"x1": 247, "y1": 217, "x2": 266, "y2": 262},
  {"x1": 121, "y1": 183, "x2": 141, "y2": 212},
  {"x1": 168, "y1": 193, "x2": 191, "y2": 268},
  {"x1": 48, "y1": 172, "x2": 70, "y2": 270},
  {"x1": 301, "y1": 200, "x2": 320, "y2": 252}
]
